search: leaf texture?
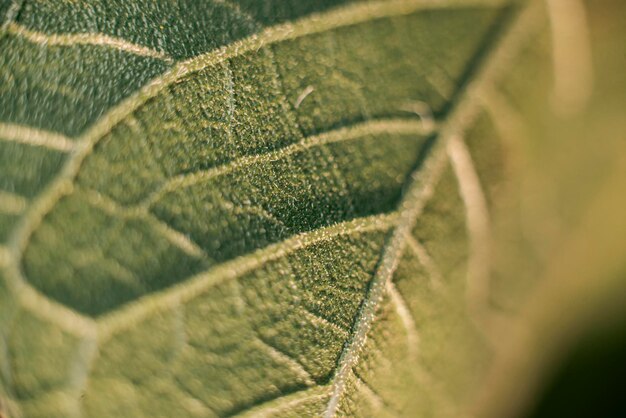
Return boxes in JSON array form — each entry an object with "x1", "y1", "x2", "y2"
[{"x1": 0, "y1": 0, "x2": 558, "y2": 417}]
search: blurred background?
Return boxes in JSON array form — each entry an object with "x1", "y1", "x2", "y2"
[{"x1": 484, "y1": 0, "x2": 626, "y2": 416}]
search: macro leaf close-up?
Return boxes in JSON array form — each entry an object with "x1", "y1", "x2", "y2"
[{"x1": 0, "y1": 0, "x2": 624, "y2": 417}]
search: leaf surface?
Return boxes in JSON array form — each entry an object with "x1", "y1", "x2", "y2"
[{"x1": 0, "y1": 0, "x2": 565, "y2": 417}]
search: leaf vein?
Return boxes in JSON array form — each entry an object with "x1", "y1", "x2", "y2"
[
  {"x1": 405, "y1": 234, "x2": 445, "y2": 291},
  {"x1": 253, "y1": 336, "x2": 315, "y2": 386},
  {"x1": 387, "y1": 280, "x2": 420, "y2": 357},
  {"x1": 0, "y1": 191, "x2": 27, "y2": 216},
  {"x1": 5, "y1": 22, "x2": 173, "y2": 62},
  {"x1": 80, "y1": 187, "x2": 207, "y2": 259},
  {"x1": 447, "y1": 134, "x2": 493, "y2": 325},
  {"x1": 0, "y1": 122, "x2": 75, "y2": 152},
  {"x1": 300, "y1": 308, "x2": 350, "y2": 337},
  {"x1": 143, "y1": 118, "x2": 430, "y2": 208},
  {"x1": 353, "y1": 371, "x2": 395, "y2": 415}
]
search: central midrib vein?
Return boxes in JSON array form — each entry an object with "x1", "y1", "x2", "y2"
[{"x1": 323, "y1": 1, "x2": 538, "y2": 415}]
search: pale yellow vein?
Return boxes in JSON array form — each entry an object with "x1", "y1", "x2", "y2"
[
  {"x1": 99, "y1": 256, "x2": 144, "y2": 289},
  {"x1": 0, "y1": 190, "x2": 27, "y2": 215},
  {"x1": 478, "y1": 86, "x2": 563, "y2": 267},
  {"x1": 12, "y1": 277, "x2": 97, "y2": 338},
  {"x1": 476, "y1": 84, "x2": 528, "y2": 183},
  {"x1": 253, "y1": 337, "x2": 315, "y2": 386},
  {"x1": 405, "y1": 234, "x2": 446, "y2": 291},
  {"x1": 546, "y1": 0, "x2": 593, "y2": 115},
  {"x1": 447, "y1": 134, "x2": 492, "y2": 323},
  {"x1": 172, "y1": 305, "x2": 188, "y2": 353},
  {"x1": 0, "y1": 122, "x2": 75, "y2": 152},
  {"x1": 173, "y1": 377, "x2": 217, "y2": 417},
  {"x1": 387, "y1": 281, "x2": 419, "y2": 357},
  {"x1": 301, "y1": 308, "x2": 350, "y2": 337},
  {"x1": 68, "y1": 336, "x2": 99, "y2": 418},
  {"x1": 476, "y1": 85, "x2": 530, "y2": 148},
  {"x1": 143, "y1": 118, "x2": 431, "y2": 208},
  {"x1": 0, "y1": 245, "x2": 9, "y2": 266},
  {"x1": 217, "y1": 198, "x2": 288, "y2": 230},
  {"x1": 353, "y1": 373, "x2": 388, "y2": 414},
  {"x1": 5, "y1": 22, "x2": 173, "y2": 63},
  {"x1": 80, "y1": 187, "x2": 207, "y2": 259},
  {"x1": 148, "y1": 221, "x2": 207, "y2": 259}
]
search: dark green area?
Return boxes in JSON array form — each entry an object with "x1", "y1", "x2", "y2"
[
  {"x1": 0, "y1": 34, "x2": 168, "y2": 136},
  {"x1": 235, "y1": 0, "x2": 362, "y2": 26},
  {"x1": 0, "y1": 141, "x2": 66, "y2": 198},
  {"x1": 23, "y1": 191, "x2": 210, "y2": 316},
  {"x1": 0, "y1": 0, "x2": 14, "y2": 23}
]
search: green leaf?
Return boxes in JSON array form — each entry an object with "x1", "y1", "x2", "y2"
[{"x1": 5, "y1": 0, "x2": 619, "y2": 417}]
